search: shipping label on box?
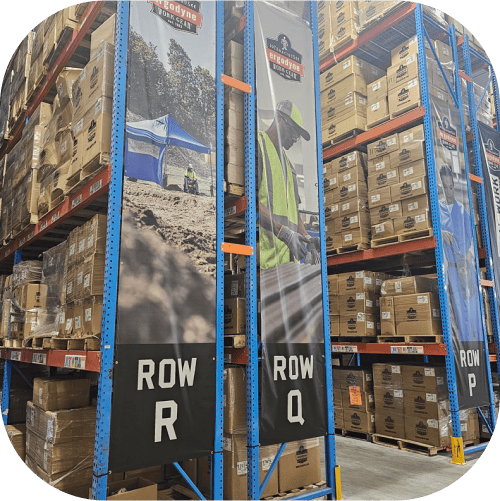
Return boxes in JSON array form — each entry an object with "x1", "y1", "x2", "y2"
[
  {"x1": 391, "y1": 35, "x2": 419, "y2": 66},
  {"x1": 373, "y1": 363, "x2": 404, "y2": 389},
  {"x1": 342, "y1": 227, "x2": 370, "y2": 247},
  {"x1": 367, "y1": 98, "x2": 389, "y2": 128},
  {"x1": 321, "y1": 74, "x2": 367, "y2": 109},
  {"x1": 333, "y1": 211, "x2": 370, "y2": 234}
]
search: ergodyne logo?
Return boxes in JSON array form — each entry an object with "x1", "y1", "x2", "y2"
[
  {"x1": 437, "y1": 116, "x2": 458, "y2": 151},
  {"x1": 346, "y1": 276, "x2": 355, "y2": 287},
  {"x1": 399, "y1": 149, "x2": 410, "y2": 161},
  {"x1": 88, "y1": 120, "x2": 97, "y2": 143},
  {"x1": 327, "y1": 88, "x2": 335, "y2": 100},
  {"x1": 399, "y1": 45, "x2": 409, "y2": 59},
  {"x1": 339, "y1": 156, "x2": 347, "y2": 167},
  {"x1": 319, "y1": 27, "x2": 326, "y2": 39},
  {"x1": 346, "y1": 296, "x2": 355, "y2": 308},
  {"x1": 325, "y1": 71, "x2": 334, "y2": 83},
  {"x1": 415, "y1": 396, "x2": 426, "y2": 410},
  {"x1": 396, "y1": 64, "x2": 408, "y2": 78},
  {"x1": 406, "y1": 307, "x2": 417, "y2": 319},
  {"x1": 484, "y1": 138, "x2": 500, "y2": 172},
  {"x1": 347, "y1": 318, "x2": 356, "y2": 330},
  {"x1": 385, "y1": 416, "x2": 395, "y2": 429},
  {"x1": 379, "y1": 206, "x2": 389, "y2": 218},
  {"x1": 382, "y1": 369, "x2": 392, "y2": 381},
  {"x1": 404, "y1": 216, "x2": 415, "y2": 229},
  {"x1": 377, "y1": 174, "x2": 387, "y2": 186},
  {"x1": 413, "y1": 370, "x2": 424, "y2": 384},
  {"x1": 375, "y1": 140, "x2": 387, "y2": 153},
  {"x1": 416, "y1": 421, "x2": 428, "y2": 435},
  {"x1": 338, "y1": 27, "x2": 346, "y2": 38},
  {"x1": 336, "y1": 1, "x2": 344, "y2": 9},
  {"x1": 296, "y1": 446, "x2": 308, "y2": 464},
  {"x1": 400, "y1": 182, "x2": 411, "y2": 195},
  {"x1": 266, "y1": 33, "x2": 304, "y2": 82},
  {"x1": 383, "y1": 392, "x2": 394, "y2": 405},
  {"x1": 319, "y1": 41, "x2": 325, "y2": 52},
  {"x1": 328, "y1": 124, "x2": 336, "y2": 134},
  {"x1": 367, "y1": 5, "x2": 375, "y2": 16},
  {"x1": 90, "y1": 66, "x2": 99, "y2": 90},
  {"x1": 398, "y1": 88, "x2": 409, "y2": 102},
  {"x1": 342, "y1": 217, "x2": 350, "y2": 229},
  {"x1": 340, "y1": 186, "x2": 348, "y2": 198},
  {"x1": 328, "y1": 107, "x2": 335, "y2": 118},
  {"x1": 346, "y1": 372, "x2": 357, "y2": 385},
  {"x1": 337, "y1": 13, "x2": 345, "y2": 24},
  {"x1": 148, "y1": 1, "x2": 203, "y2": 34},
  {"x1": 351, "y1": 413, "x2": 361, "y2": 426}
]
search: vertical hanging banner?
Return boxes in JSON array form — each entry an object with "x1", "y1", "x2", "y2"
[
  {"x1": 477, "y1": 122, "x2": 500, "y2": 303},
  {"x1": 255, "y1": 1, "x2": 327, "y2": 445},
  {"x1": 109, "y1": 1, "x2": 217, "y2": 471},
  {"x1": 429, "y1": 96, "x2": 490, "y2": 409}
]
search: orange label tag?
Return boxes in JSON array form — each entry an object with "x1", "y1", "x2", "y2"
[{"x1": 349, "y1": 386, "x2": 362, "y2": 406}]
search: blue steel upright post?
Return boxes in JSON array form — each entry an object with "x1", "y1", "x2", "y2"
[
  {"x1": 1, "y1": 250, "x2": 21, "y2": 425},
  {"x1": 243, "y1": 1, "x2": 260, "y2": 500},
  {"x1": 91, "y1": 2, "x2": 129, "y2": 498},
  {"x1": 462, "y1": 35, "x2": 500, "y2": 433},
  {"x1": 310, "y1": 1, "x2": 337, "y2": 499},
  {"x1": 414, "y1": 5, "x2": 464, "y2": 460},
  {"x1": 211, "y1": 1, "x2": 224, "y2": 499}
]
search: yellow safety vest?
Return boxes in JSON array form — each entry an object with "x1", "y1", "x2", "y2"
[
  {"x1": 185, "y1": 170, "x2": 197, "y2": 180},
  {"x1": 258, "y1": 131, "x2": 299, "y2": 270}
]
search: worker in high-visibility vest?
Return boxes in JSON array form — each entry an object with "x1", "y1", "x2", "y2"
[
  {"x1": 184, "y1": 164, "x2": 200, "y2": 194},
  {"x1": 257, "y1": 100, "x2": 320, "y2": 270}
]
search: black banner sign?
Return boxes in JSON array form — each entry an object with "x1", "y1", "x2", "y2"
[
  {"x1": 430, "y1": 97, "x2": 490, "y2": 409},
  {"x1": 109, "y1": 1, "x2": 216, "y2": 471},
  {"x1": 255, "y1": 2, "x2": 327, "y2": 446},
  {"x1": 477, "y1": 122, "x2": 500, "y2": 310}
]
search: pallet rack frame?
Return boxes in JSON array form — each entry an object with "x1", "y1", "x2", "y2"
[
  {"x1": 243, "y1": 2, "x2": 338, "y2": 500},
  {"x1": 461, "y1": 33, "x2": 500, "y2": 441}
]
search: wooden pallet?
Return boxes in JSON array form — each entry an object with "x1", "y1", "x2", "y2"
[
  {"x1": 337, "y1": 242, "x2": 370, "y2": 254},
  {"x1": 373, "y1": 433, "x2": 479, "y2": 456},
  {"x1": 264, "y1": 481, "x2": 327, "y2": 500},
  {"x1": 377, "y1": 335, "x2": 443, "y2": 344},
  {"x1": 3, "y1": 339, "x2": 23, "y2": 348},
  {"x1": 371, "y1": 234, "x2": 399, "y2": 248},
  {"x1": 157, "y1": 488, "x2": 175, "y2": 500},
  {"x1": 323, "y1": 128, "x2": 365, "y2": 148},
  {"x1": 341, "y1": 429, "x2": 374, "y2": 442},
  {"x1": 171, "y1": 484, "x2": 200, "y2": 500},
  {"x1": 224, "y1": 182, "x2": 245, "y2": 197},
  {"x1": 65, "y1": 160, "x2": 108, "y2": 196},
  {"x1": 42, "y1": 337, "x2": 102, "y2": 351},
  {"x1": 398, "y1": 227, "x2": 433, "y2": 242},
  {"x1": 367, "y1": 115, "x2": 391, "y2": 129},
  {"x1": 390, "y1": 101, "x2": 422, "y2": 120},
  {"x1": 224, "y1": 334, "x2": 246, "y2": 349}
]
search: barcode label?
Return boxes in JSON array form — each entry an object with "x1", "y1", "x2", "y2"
[
  {"x1": 64, "y1": 355, "x2": 86, "y2": 370},
  {"x1": 90, "y1": 179, "x2": 102, "y2": 195},
  {"x1": 72, "y1": 195, "x2": 83, "y2": 209}
]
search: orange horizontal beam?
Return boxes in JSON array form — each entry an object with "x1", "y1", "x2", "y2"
[
  {"x1": 469, "y1": 173, "x2": 483, "y2": 184},
  {"x1": 221, "y1": 74, "x2": 252, "y2": 94},
  {"x1": 221, "y1": 242, "x2": 254, "y2": 255},
  {"x1": 459, "y1": 70, "x2": 472, "y2": 83}
]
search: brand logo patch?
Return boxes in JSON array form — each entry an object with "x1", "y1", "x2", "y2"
[
  {"x1": 437, "y1": 116, "x2": 458, "y2": 151},
  {"x1": 485, "y1": 138, "x2": 500, "y2": 172},
  {"x1": 148, "y1": 1, "x2": 203, "y2": 34},
  {"x1": 266, "y1": 33, "x2": 304, "y2": 82}
]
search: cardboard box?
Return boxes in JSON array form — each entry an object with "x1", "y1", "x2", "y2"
[
  {"x1": 124, "y1": 466, "x2": 163, "y2": 484},
  {"x1": 398, "y1": 159, "x2": 426, "y2": 182},
  {"x1": 367, "y1": 154, "x2": 391, "y2": 176},
  {"x1": 382, "y1": 276, "x2": 438, "y2": 296},
  {"x1": 82, "y1": 296, "x2": 103, "y2": 337},
  {"x1": 404, "y1": 390, "x2": 450, "y2": 419},
  {"x1": 324, "y1": 171, "x2": 338, "y2": 192},
  {"x1": 367, "y1": 98, "x2": 389, "y2": 128},
  {"x1": 320, "y1": 55, "x2": 367, "y2": 89},
  {"x1": 339, "y1": 313, "x2": 376, "y2": 337},
  {"x1": 6, "y1": 424, "x2": 26, "y2": 460},
  {"x1": 429, "y1": 84, "x2": 450, "y2": 104},
  {"x1": 400, "y1": 195, "x2": 430, "y2": 219},
  {"x1": 387, "y1": 56, "x2": 419, "y2": 92},
  {"x1": 330, "y1": 315, "x2": 340, "y2": 336},
  {"x1": 339, "y1": 367, "x2": 374, "y2": 392},
  {"x1": 369, "y1": 186, "x2": 392, "y2": 209},
  {"x1": 331, "y1": 150, "x2": 367, "y2": 173},
  {"x1": 342, "y1": 389, "x2": 375, "y2": 412},
  {"x1": 322, "y1": 114, "x2": 366, "y2": 142},
  {"x1": 90, "y1": 13, "x2": 116, "y2": 59},
  {"x1": 380, "y1": 296, "x2": 396, "y2": 335},
  {"x1": 330, "y1": 295, "x2": 340, "y2": 315},
  {"x1": 334, "y1": 409, "x2": 344, "y2": 429},
  {"x1": 388, "y1": 78, "x2": 421, "y2": 117},
  {"x1": 224, "y1": 366, "x2": 246, "y2": 434},
  {"x1": 341, "y1": 227, "x2": 370, "y2": 248},
  {"x1": 372, "y1": 363, "x2": 404, "y2": 389},
  {"x1": 224, "y1": 298, "x2": 246, "y2": 334},
  {"x1": 338, "y1": 291, "x2": 377, "y2": 316},
  {"x1": 370, "y1": 202, "x2": 402, "y2": 225},
  {"x1": 367, "y1": 169, "x2": 399, "y2": 191},
  {"x1": 434, "y1": 40, "x2": 453, "y2": 64},
  {"x1": 339, "y1": 198, "x2": 369, "y2": 217},
  {"x1": 374, "y1": 387, "x2": 404, "y2": 412},
  {"x1": 86, "y1": 214, "x2": 107, "y2": 256},
  {"x1": 106, "y1": 478, "x2": 157, "y2": 500},
  {"x1": 372, "y1": 220, "x2": 395, "y2": 239},
  {"x1": 32, "y1": 378, "x2": 90, "y2": 411},
  {"x1": 367, "y1": 76, "x2": 388, "y2": 103},
  {"x1": 343, "y1": 409, "x2": 375, "y2": 433},
  {"x1": 278, "y1": 439, "x2": 321, "y2": 492},
  {"x1": 391, "y1": 35, "x2": 419, "y2": 66},
  {"x1": 224, "y1": 273, "x2": 246, "y2": 299},
  {"x1": 390, "y1": 143, "x2": 426, "y2": 169},
  {"x1": 328, "y1": 274, "x2": 339, "y2": 295},
  {"x1": 391, "y1": 176, "x2": 427, "y2": 201},
  {"x1": 322, "y1": 92, "x2": 367, "y2": 124},
  {"x1": 321, "y1": 74, "x2": 367, "y2": 109},
  {"x1": 333, "y1": 212, "x2": 371, "y2": 234},
  {"x1": 338, "y1": 271, "x2": 376, "y2": 294},
  {"x1": 367, "y1": 134, "x2": 399, "y2": 159},
  {"x1": 404, "y1": 415, "x2": 449, "y2": 447},
  {"x1": 375, "y1": 410, "x2": 405, "y2": 438},
  {"x1": 394, "y1": 211, "x2": 431, "y2": 235},
  {"x1": 394, "y1": 293, "x2": 442, "y2": 336},
  {"x1": 401, "y1": 365, "x2": 448, "y2": 393},
  {"x1": 399, "y1": 124, "x2": 425, "y2": 144}
]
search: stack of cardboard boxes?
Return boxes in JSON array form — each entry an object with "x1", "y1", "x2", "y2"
[
  {"x1": 324, "y1": 151, "x2": 370, "y2": 251},
  {"x1": 379, "y1": 277, "x2": 441, "y2": 338},
  {"x1": 8, "y1": 261, "x2": 47, "y2": 344},
  {"x1": 318, "y1": 1, "x2": 360, "y2": 60},
  {"x1": 373, "y1": 363, "x2": 479, "y2": 447},
  {"x1": 8, "y1": 33, "x2": 32, "y2": 127},
  {"x1": 321, "y1": 55, "x2": 383, "y2": 143},
  {"x1": 329, "y1": 271, "x2": 388, "y2": 338},
  {"x1": 357, "y1": 1, "x2": 402, "y2": 31},
  {"x1": 368, "y1": 125, "x2": 431, "y2": 245},
  {"x1": 61, "y1": 215, "x2": 106, "y2": 340},
  {"x1": 224, "y1": 272, "x2": 246, "y2": 338},
  {"x1": 332, "y1": 366, "x2": 375, "y2": 434}
]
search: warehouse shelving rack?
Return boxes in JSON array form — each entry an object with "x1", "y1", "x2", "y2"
[
  {"x1": 460, "y1": 33, "x2": 500, "y2": 436},
  {"x1": 320, "y1": 3, "x2": 498, "y2": 460},
  {"x1": 238, "y1": 1, "x2": 338, "y2": 499},
  {"x1": 1, "y1": 2, "x2": 227, "y2": 499}
]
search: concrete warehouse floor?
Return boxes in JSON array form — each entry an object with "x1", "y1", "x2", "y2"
[{"x1": 320, "y1": 436, "x2": 484, "y2": 500}]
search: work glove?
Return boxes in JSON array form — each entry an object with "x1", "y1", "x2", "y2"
[
  {"x1": 277, "y1": 226, "x2": 309, "y2": 261},
  {"x1": 305, "y1": 248, "x2": 321, "y2": 265},
  {"x1": 307, "y1": 237, "x2": 321, "y2": 252}
]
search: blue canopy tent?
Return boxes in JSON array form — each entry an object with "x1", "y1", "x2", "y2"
[{"x1": 125, "y1": 114, "x2": 211, "y2": 187}]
